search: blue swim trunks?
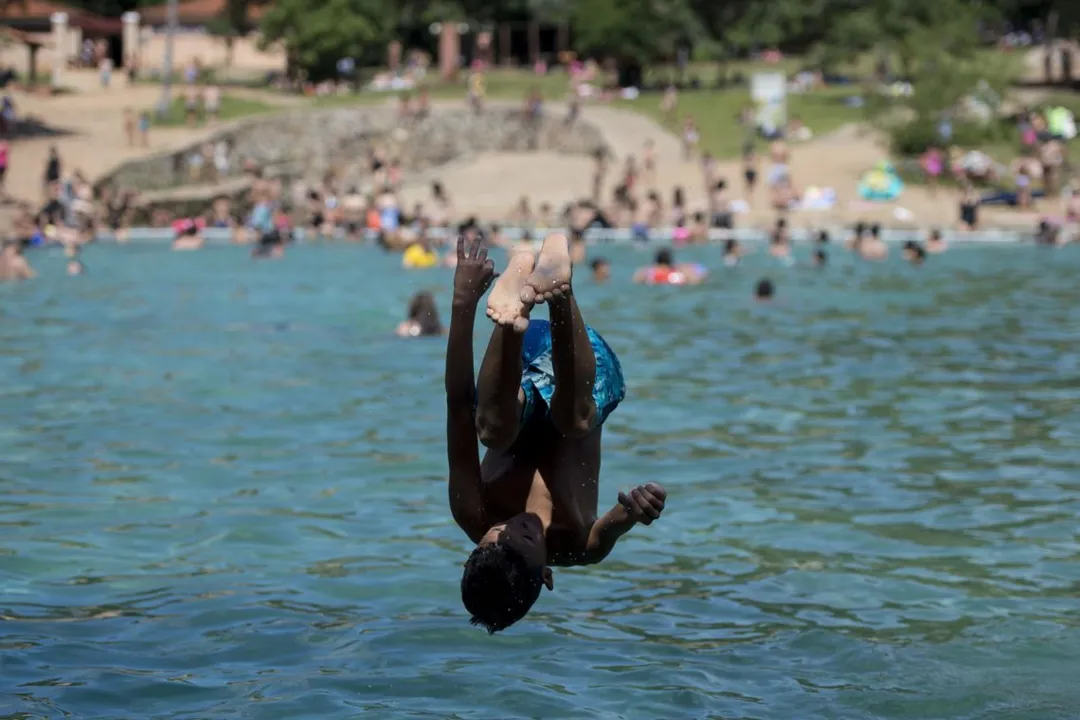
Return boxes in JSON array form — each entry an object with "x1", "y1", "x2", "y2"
[{"x1": 519, "y1": 319, "x2": 625, "y2": 428}]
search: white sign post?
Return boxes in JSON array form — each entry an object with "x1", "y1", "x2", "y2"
[
  {"x1": 50, "y1": 12, "x2": 67, "y2": 89},
  {"x1": 122, "y1": 12, "x2": 140, "y2": 68},
  {"x1": 750, "y1": 72, "x2": 787, "y2": 137}
]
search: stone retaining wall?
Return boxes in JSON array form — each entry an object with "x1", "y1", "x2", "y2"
[{"x1": 97, "y1": 106, "x2": 609, "y2": 198}]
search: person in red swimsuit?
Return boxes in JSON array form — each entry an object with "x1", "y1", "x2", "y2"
[{"x1": 632, "y1": 248, "x2": 707, "y2": 285}]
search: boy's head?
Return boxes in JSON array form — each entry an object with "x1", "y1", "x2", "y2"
[{"x1": 461, "y1": 512, "x2": 552, "y2": 633}]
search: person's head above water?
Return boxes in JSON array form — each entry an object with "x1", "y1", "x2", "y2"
[
  {"x1": 590, "y1": 256, "x2": 610, "y2": 281},
  {"x1": 654, "y1": 248, "x2": 674, "y2": 267},
  {"x1": 406, "y1": 291, "x2": 443, "y2": 336},
  {"x1": 461, "y1": 512, "x2": 553, "y2": 633},
  {"x1": 903, "y1": 241, "x2": 926, "y2": 265},
  {"x1": 755, "y1": 278, "x2": 775, "y2": 300}
]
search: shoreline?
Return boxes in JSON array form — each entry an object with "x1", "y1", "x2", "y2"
[{"x1": 77, "y1": 225, "x2": 1046, "y2": 245}]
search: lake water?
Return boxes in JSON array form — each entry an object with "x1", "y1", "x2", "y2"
[{"x1": 2, "y1": 243, "x2": 1080, "y2": 719}]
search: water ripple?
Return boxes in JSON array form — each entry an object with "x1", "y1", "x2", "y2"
[{"x1": 2, "y1": 244, "x2": 1080, "y2": 718}]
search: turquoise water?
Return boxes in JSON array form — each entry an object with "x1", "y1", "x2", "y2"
[{"x1": 2, "y1": 243, "x2": 1080, "y2": 719}]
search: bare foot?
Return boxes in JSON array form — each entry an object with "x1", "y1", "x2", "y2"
[
  {"x1": 521, "y1": 232, "x2": 572, "y2": 305},
  {"x1": 486, "y1": 250, "x2": 535, "y2": 332}
]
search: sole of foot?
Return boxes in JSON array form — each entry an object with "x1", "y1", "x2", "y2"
[
  {"x1": 521, "y1": 233, "x2": 572, "y2": 305},
  {"x1": 486, "y1": 251, "x2": 535, "y2": 333}
]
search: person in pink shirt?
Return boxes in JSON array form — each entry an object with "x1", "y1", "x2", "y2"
[{"x1": 921, "y1": 146, "x2": 943, "y2": 191}]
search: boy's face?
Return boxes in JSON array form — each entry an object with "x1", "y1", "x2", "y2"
[{"x1": 480, "y1": 512, "x2": 549, "y2": 578}]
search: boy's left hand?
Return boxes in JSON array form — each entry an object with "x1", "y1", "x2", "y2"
[
  {"x1": 618, "y1": 483, "x2": 666, "y2": 526},
  {"x1": 452, "y1": 234, "x2": 495, "y2": 307}
]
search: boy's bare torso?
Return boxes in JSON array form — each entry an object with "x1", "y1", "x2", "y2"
[{"x1": 480, "y1": 421, "x2": 602, "y2": 566}]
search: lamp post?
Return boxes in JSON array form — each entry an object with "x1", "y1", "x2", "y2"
[{"x1": 157, "y1": 0, "x2": 178, "y2": 116}]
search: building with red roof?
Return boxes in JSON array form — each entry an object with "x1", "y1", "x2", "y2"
[
  {"x1": 0, "y1": 0, "x2": 120, "y2": 35},
  {"x1": 139, "y1": 0, "x2": 271, "y2": 27}
]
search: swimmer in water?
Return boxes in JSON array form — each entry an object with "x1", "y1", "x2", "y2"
[
  {"x1": 632, "y1": 248, "x2": 706, "y2": 285},
  {"x1": 860, "y1": 223, "x2": 887, "y2": 260},
  {"x1": 722, "y1": 238, "x2": 742, "y2": 267},
  {"x1": 902, "y1": 241, "x2": 927, "y2": 266},
  {"x1": 812, "y1": 249, "x2": 827, "y2": 267},
  {"x1": 755, "y1": 278, "x2": 774, "y2": 301},
  {"x1": 67, "y1": 249, "x2": 86, "y2": 275},
  {"x1": 846, "y1": 222, "x2": 866, "y2": 252},
  {"x1": 926, "y1": 229, "x2": 947, "y2": 254},
  {"x1": 251, "y1": 227, "x2": 284, "y2": 258},
  {"x1": 397, "y1": 290, "x2": 444, "y2": 337},
  {"x1": 0, "y1": 239, "x2": 35, "y2": 281},
  {"x1": 172, "y1": 218, "x2": 205, "y2": 251},
  {"x1": 569, "y1": 229, "x2": 587, "y2": 265},
  {"x1": 769, "y1": 218, "x2": 791, "y2": 260},
  {"x1": 590, "y1": 256, "x2": 610, "y2": 283},
  {"x1": 446, "y1": 233, "x2": 666, "y2": 634}
]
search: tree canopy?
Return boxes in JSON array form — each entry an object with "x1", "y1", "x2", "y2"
[
  {"x1": 45, "y1": 0, "x2": 1075, "y2": 81},
  {"x1": 258, "y1": 0, "x2": 394, "y2": 79},
  {"x1": 244, "y1": 0, "x2": 1078, "y2": 79}
]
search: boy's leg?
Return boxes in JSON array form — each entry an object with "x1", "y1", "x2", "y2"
[
  {"x1": 548, "y1": 292, "x2": 598, "y2": 437},
  {"x1": 477, "y1": 250, "x2": 536, "y2": 449},
  {"x1": 475, "y1": 325, "x2": 526, "y2": 450},
  {"x1": 521, "y1": 233, "x2": 597, "y2": 437}
]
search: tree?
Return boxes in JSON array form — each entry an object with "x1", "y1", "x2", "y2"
[
  {"x1": 259, "y1": 0, "x2": 394, "y2": 81},
  {"x1": 827, "y1": 0, "x2": 1022, "y2": 155},
  {"x1": 570, "y1": 0, "x2": 705, "y2": 63},
  {"x1": 204, "y1": 0, "x2": 251, "y2": 68}
]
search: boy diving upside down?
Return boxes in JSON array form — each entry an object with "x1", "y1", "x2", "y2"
[{"x1": 446, "y1": 232, "x2": 667, "y2": 633}]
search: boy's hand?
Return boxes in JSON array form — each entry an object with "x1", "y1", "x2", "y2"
[
  {"x1": 617, "y1": 483, "x2": 666, "y2": 526},
  {"x1": 452, "y1": 233, "x2": 495, "y2": 308}
]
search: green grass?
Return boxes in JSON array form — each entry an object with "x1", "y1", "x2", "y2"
[
  {"x1": 310, "y1": 67, "x2": 572, "y2": 109},
  {"x1": 893, "y1": 90, "x2": 1080, "y2": 189},
  {"x1": 615, "y1": 86, "x2": 864, "y2": 158},
  {"x1": 150, "y1": 93, "x2": 276, "y2": 127},
  {"x1": 306, "y1": 68, "x2": 864, "y2": 158},
  {"x1": 141, "y1": 50, "x2": 1028, "y2": 163}
]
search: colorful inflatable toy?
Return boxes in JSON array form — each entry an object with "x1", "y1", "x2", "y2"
[{"x1": 857, "y1": 161, "x2": 904, "y2": 202}]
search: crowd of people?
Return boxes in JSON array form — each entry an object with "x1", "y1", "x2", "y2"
[
  {"x1": 0, "y1": 139, "x2": 1070, "y2": 284},
  {"x1": 4, "y1": 51, "x2": 1080, "y2": 283}
]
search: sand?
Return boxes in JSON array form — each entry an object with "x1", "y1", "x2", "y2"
[{"x1": 4, "y1": 62, "x2": 1053, "y2": 235}]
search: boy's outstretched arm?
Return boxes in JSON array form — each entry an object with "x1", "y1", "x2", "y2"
[
  {"x1": 582, "y1": 483, "x2": 666, "y2": 564},
  {"x1": 446, "y1": 235, "x2": 495, "y2": 543}
]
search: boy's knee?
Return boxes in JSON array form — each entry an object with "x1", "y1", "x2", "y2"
[
  {"x1": 476, "y1": 416, "x2": 517, "y2": 450},
  {"x1": 554, "y1": 404, "x2": 596, "y2": 439}
]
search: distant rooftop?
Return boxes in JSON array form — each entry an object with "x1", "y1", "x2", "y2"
[
  {"x1": 0, "y1": 0, "x2": 120, "y2": 33},
  {"x1": 139, "y1": 0, "x2": 272, "y2": 26}
]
